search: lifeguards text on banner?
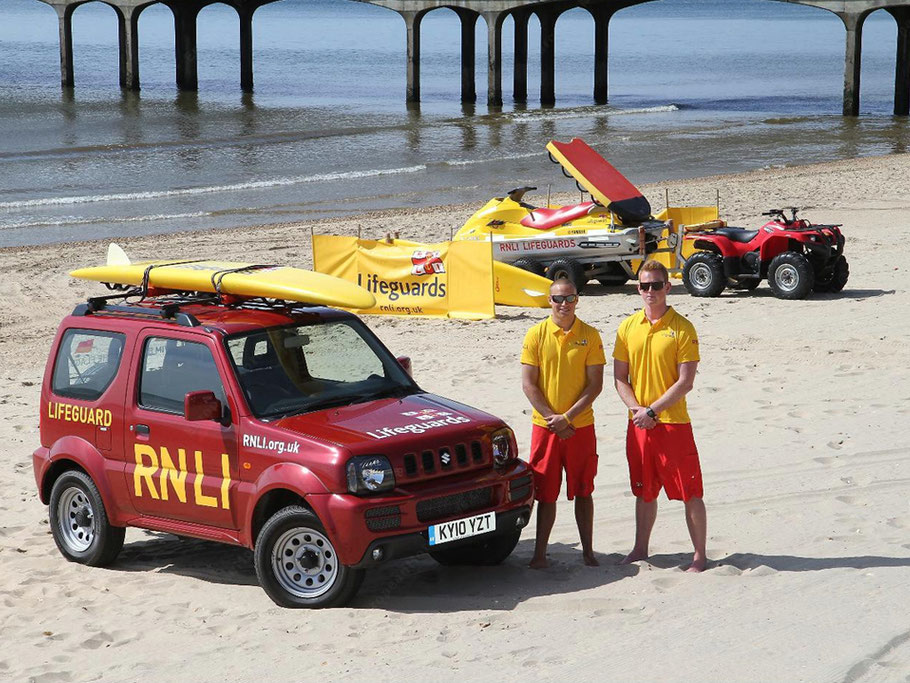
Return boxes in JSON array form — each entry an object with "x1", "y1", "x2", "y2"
[{"x1": 312, "y1": 236, "x2": 494, "y2": 319}]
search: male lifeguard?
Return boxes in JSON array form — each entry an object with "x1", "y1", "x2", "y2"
[
  {"x1": 612, "y1": 260, "x2": 708, "y2": 572},
  {"x1": 521, "y1": 279, "x2": 605, "y2": 568}
]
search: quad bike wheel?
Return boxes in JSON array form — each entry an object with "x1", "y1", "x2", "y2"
[
  {"x1": 254, "y1": 506, "x2": 364, "y2": 608},
  {"x1": 545, "y1": 259, "x2": 587, "y2": 294},
  {"x1": 49, "y1": 470, "x2": 125, "y2": 566},
  {"x1": 768, "y1": 251, "x2": 814, "y2": 300},
  {"x1": 596, "y1": 263, "x2": 630, "y2": 287},
  {"x1": 429, "y1": 530, "x2": 521, "y2": 566},
  {"x1": 813, "y1": 255, "x2": 849, "y2": 293},
  {"x1": 682, "y1": 252, "x2": 726, "y2": 297},
  {"x1": 512, "y1": 257, "x2": 546, "y2": 277}
]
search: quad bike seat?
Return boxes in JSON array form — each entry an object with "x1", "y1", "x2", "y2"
[
  {"x1": 711, "y1": 227, "x2": 759, "y2": 244},
  {"x1": 520, "y1": 201, "x2": 598, "y2": 230}
]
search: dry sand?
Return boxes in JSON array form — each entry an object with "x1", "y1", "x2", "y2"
[{"x1": 1, "y1": 154, "x2": 909, "y2": 682}]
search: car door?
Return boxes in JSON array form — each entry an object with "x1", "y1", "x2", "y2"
[{"x1": 123, "y1": 329, "x2": 239, "y2": 530}]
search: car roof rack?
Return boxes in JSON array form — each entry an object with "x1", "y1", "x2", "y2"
[{"x1": 72, "y1": 289, "x2": 330, "y2": 327}]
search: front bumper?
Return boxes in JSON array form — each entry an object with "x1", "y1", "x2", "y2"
[{"x1": 351, "y1": 504, "x2": 532, "y2": 569}]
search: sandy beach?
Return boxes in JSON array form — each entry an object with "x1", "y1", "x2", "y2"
[{"x1": 1, "y1": 154, "x2": 909, "y2": 682}]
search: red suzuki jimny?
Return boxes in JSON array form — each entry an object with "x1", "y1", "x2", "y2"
[{"x1": 33, "y1": 294, "x2": 533, "y2": 607}]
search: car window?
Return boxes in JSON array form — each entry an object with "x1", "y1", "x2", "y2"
[
  {"x1": 52, "y1": 329, "x2": 126, "y2": 401},
  {"x1": 139, "y1": 337, "x2": 226, "y2": 415}
]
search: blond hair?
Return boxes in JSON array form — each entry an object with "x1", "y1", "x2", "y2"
[{"x1": 639, "y1": 260, "x2": 669, "y2": 281}]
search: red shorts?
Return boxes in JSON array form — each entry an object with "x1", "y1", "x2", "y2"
[
  {"x1": 626, "y1": 421, "x2": 703, "y2": 502},
  {"x1": 529, "y1": 424, "x2": 598, "y2": 503}
]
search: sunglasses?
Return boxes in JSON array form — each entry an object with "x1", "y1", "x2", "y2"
[
  {"x1": 638, "y1": 281, "x2": 667, "y2": 291},
  {"x1": 550, "y1": 294, "x2": 578, "y2": 304}
]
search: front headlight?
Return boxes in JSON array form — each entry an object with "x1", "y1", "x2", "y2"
[
  {"x1": 346, "y1": 455, "x2": 396, "y2": 495},
  {"x1": 491, "y1": 427, "x2": 516, "y2": 467}
]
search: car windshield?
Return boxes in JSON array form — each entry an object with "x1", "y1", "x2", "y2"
[{"x1": 225, "y1": 319, "x2": 416, "y2": 419}]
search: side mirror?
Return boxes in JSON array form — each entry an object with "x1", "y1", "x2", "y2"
[
  {"x1": 185, "y1": 391, "x2": 222, "y2": 422},
  {"x1": 396, "y1": 355, "x2": 412, "y2": 377}
]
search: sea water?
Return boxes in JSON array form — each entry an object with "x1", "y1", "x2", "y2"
[{"x1": 0, "y1": 0, "x2": 907, "y2": 246}]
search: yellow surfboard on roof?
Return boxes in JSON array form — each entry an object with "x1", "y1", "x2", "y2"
[{"x1": 70, "y1": 244, "x2": 377, "y2": 309}]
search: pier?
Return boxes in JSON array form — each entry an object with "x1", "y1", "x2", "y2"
[{"x1": 31, "y1": 0, "x2": 910, "y2": 114}]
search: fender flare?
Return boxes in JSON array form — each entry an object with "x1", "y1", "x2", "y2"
[
  {"x1": 43, "y1": 437, "x2": 122, "y2": 522},
  {"x1": 239, "y1": 463, "x2": 333, "y2": 547}
]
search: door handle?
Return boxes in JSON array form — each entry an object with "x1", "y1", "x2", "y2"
[{"x1": 134, "y1": 424, "x2": 150, "y2": 436}]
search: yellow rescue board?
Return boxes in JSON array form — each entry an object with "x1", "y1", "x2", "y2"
[
  {"x1": 71, "y1": 258, "x2": 377, "y2": 309},
  {"x1": 390, "y1": 239, "x2": 550, "y2": 308}
]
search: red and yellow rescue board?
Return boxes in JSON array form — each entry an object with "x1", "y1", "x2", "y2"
[
  {"x1": 546, "y1": 138, "x2": 652, "y2": 224},
  {"x1": 70, "y1": 244, "x2": 377, "y2": 309}
]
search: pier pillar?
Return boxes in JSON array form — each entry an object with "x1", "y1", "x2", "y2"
[
  {"x1": 482, "y1": 11, "x2": 505, "y2": 107},
  {"x1": 888, "y1": 7, "x2": 910, "y2": 116},
  {"x1": 590, "y1": 5, "x2": 615, "y2": 105},
  {"x1": 538, "y1": 9, "x2": 558, "y2": 106},
  {"x1": 840, "y1": 12, "x2": 867, "y2": 116},
  {"x1": 512, "y1": 9, "x2": 530, "y2": 102},
  {"x1": 117, "y1": 6, "x2": 141, "y2": 90},
  {"x1": 401, "y1": 10, "x2": 425, "y2": 103},
  {"x1": 454, "y1": 8, "x2": 478, "y2": 104},
  {"x1": 53, "y1": 3, "x2": 75, "y2": 88},
  {"x1": 239, "y1": 6, "x2": 255, "y2": 93},
  {"x1": 173, "y1": 3, "x2": 201, "y2": 91}
]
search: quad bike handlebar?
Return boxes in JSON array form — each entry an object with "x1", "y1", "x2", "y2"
[{"x1": 762, "y1": 207, "x2": 800, "y2": 223}]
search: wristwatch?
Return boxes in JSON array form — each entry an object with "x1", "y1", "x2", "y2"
[{"x1": 645, "y1": 407, "x2": 657, "y2": 419}]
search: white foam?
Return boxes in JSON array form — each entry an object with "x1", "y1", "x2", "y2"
[
  {"x1": 444, "y1": 151, "x2": 542, "y2": 167},
  {"x1": 0, "y1": 165, "x2": 427, "y2": 210},
  {"x1": 508, "y1": 104, "x2": 679, "y2": 123},
  {"x1": 0, "y1": 211, "x2": 210, "y2": 231}
]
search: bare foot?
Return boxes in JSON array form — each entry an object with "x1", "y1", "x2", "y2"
[
  {"x1": 529, "y1": 556, "x2": 550, "y2": 569},
  {"x1": 686, "y1": 556, "x2": 707, "y2": 573},
  {"x1": 583, "y1": 552, "x2": 600, "y2": 567},
  {"x1": 619, "y1": 549, "x2": 648, "y2": 565}
]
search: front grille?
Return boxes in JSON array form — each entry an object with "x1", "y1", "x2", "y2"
[
  {"x1": 402, "y1": 440, "x2": 484, "y2": 478},
  {"x1": 416, "y1": 486, "x2": 493, "y2": 523},
  {"x1": 365, "y1": 505, "x2": 401, "y2": 532}
]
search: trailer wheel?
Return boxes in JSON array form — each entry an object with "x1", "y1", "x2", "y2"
[
  {"x1": 682, "y1": 252, "x2": 726, "y2": 297},
  {"x1": 545, "y1": 259, "x2": 587, "y2": 294},
  {"x1": 768, "y1": 251, "x2": 814, "y2": 300},
  {"x1": 512, "y1": 257, "x2": 545, "y2": 277}
]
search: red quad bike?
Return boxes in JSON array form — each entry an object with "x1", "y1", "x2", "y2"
[{"x1": 681, "y1": 207, "x2": 849, "y2": 300}]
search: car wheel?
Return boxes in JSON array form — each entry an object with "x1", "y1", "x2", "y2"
[
  {"x1": 768, "y1": 251, "x2": 815, "y2": 299},
  {"x1": 545, "y1": 258, "x2": 587, "y2": 294},
  {"x1": 511, "y1": 257, "x2": 545, "y2": 277},
  {"x1": 682, "y1": 252, "x2": 726, "y2": 297},
  {"x1": 428, "y1": 530, "x2": 521, "y2": 566},
  {"x1": 49, "y1": 470, "x2": 125, "y2": 566},
  {"x1": 596, "y1": 263, "x2": 630, "y2": 287},
  {"x1": 813, "y1": 255, "x2": 849, "y2": 293},
  {"x1": 254, "y1": 506, "x2": 364, "y2": 608}
]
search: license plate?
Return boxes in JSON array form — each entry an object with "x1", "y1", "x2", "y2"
[{"x1": 428, "y1": 511, "x2": 496, "y2": 546}]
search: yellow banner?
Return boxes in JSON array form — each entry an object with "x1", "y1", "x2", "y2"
[{"x1": 312, "y1": 235, "x2": 495, "y2": 319}]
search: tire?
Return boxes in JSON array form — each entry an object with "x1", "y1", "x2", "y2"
[
  {"x1": 428, "y1": 530, "x2": 521, "y2": 566},
  {"x1": 545, "y1": 258, "x2": 587, "y2": 294},
  {"x1": 511, "y1": 257, "x2": 545, "y2": 277},
  {"x1": 254, "y1": 506, "x2": 364, "y2": 608},
  {"x1": 49, "y1": 470, "x2": 124, "y2": 567},
  {"x1": 768, "y1": 251, "x2": 815, "y2": 300},
  {"x1": 813, "y1": 255, "x2": 849, "y2": 293},
  {"x1": 682, "y1": 252, "x2": 726, "y2": 297},
  {"x1": 596, "y1": 263, "x2": 630, "y2": 287}
]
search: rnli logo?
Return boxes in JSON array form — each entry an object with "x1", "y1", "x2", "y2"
[{"x1": 411, "y1": 250, "x2": 445, "y2": 276}]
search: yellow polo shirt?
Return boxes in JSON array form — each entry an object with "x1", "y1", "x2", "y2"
[
  {"x1": 612, "y1": 307, "x2": 699, "y2": 424},
  {"x1": 521, "y1": 316, "x2": 606, "y2": 428}
]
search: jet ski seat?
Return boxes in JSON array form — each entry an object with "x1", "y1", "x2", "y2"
[{"x1": 520, "y1": 201, "x2": 598, "y2": 230}]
